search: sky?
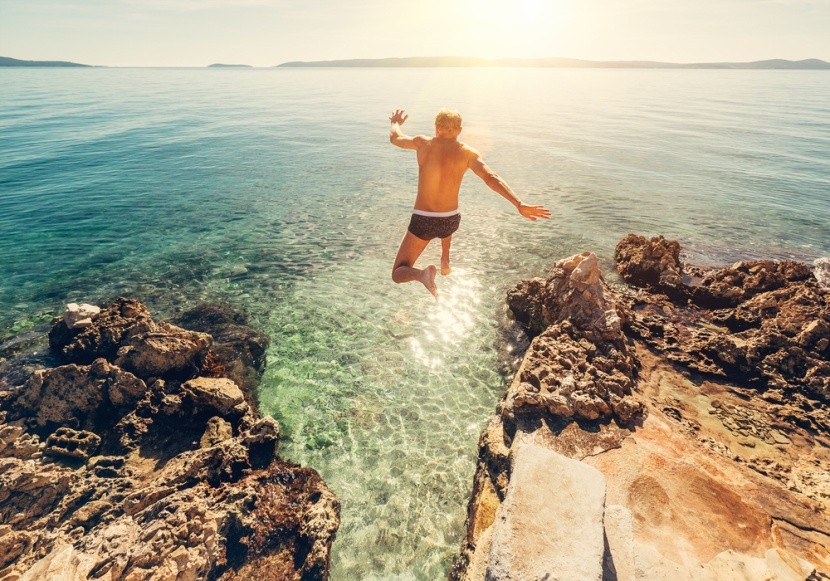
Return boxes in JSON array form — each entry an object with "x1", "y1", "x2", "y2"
[{"x1": 1, "y1": 0, "x2": 828, "y2": 67}]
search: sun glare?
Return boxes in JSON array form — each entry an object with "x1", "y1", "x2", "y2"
[{"x1": 463, "y1": 0, "x2": 564, "y2": 58}]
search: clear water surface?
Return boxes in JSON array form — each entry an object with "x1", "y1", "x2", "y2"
[{"x1": 1, "y1": 68, "x2": 829, "y2": 579}]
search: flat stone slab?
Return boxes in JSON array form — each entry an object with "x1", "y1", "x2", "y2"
[{"x1": 486, "y1": 434, "x2": 607, "y2": 581}]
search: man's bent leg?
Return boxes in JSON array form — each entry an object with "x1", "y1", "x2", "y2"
[
  {"x1": 392, "y1": 231, "x2": 438, "y2": 298},
  {"x1": 440, "y1": 235, "x2": 452, "y2": 276}
]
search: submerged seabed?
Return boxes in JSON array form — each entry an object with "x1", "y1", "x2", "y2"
[{"x1": 1, "y1": 68, "x2": 829, "y2": 579}]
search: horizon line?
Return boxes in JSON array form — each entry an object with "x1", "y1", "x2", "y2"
[{"x1": 3, "y1": 55, "x2": 830, "y2": 69}]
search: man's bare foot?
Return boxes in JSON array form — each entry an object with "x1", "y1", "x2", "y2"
[
  {"x1": 419, "y1": 265, "x2": 438, "y2": 299},
  {"x1": 441, "y1": 261, "x2": 452, "y2": 276}
]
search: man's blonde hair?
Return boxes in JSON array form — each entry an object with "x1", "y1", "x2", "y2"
[{"x1": 435, "y1": 109, "x2": 462, "y2": 130}]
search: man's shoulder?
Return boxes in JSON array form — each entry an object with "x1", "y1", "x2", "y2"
[{"x1": 460, "y1": 142, "x2": 481, "y2": 157}]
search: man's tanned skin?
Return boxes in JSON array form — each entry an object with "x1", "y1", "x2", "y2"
[{"x1": 389, "y1": 108, "x2": 551, "y2": 298}]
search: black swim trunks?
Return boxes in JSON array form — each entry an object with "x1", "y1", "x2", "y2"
[{"x1": 407, "y1": 210, "x2": 461, "y2": 241}]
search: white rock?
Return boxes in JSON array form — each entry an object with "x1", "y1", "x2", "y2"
[
  {"x1": 814, "y1": 257, "x2": 830, "y2": 289},
  {"x1": 19, "y1": 544, "x2": 95, "y2": 581},
  {"x1": 485, "y1": 434, "x2": 607, "y2": 581},
  {"x1": 570, "y1": 252, "x2": 601, "y2": 288},
  {"x1": 604, "y1": 504, "x2": 636, "y2": 581},
  {"x1": 63, "y1": 303, "x2": 101, "y2": 330}
]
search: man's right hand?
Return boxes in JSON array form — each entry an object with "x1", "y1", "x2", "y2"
[
  {"x1": 390, "y1": 109, "x2": 408, "y2": 125},
  {"x1": 518, "y1": 203, "x2": 551, "y2": 221}
]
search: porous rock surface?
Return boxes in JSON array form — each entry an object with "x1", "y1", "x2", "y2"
[
  {"x1": 0, "y1": 298, "x2": 340, "y2": 580},
  {"x1": 453, "y1": 238, "x2": 830, "y2": 580},
  {"x1": 504, "y1": 251, "x2": 644, "y2": 425},
  {"x1": 616, "y1": 234, "x2": 829, "y2": 431}
]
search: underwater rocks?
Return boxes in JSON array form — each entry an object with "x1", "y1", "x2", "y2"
[
  {"x1": 0, "y1": 299, "x2": 339, "y2": 580},
  {"x1": 453, "y1": 238, "x2": 830, "y2": 581}
]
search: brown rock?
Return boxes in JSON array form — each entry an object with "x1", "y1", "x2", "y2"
[
  {"x1": 620, "y1": 243, "x2": 830, "y2": 418},
  {"x1": 1, "y1": 299, "x2": 339, "y2": 580},
  {"x1": 0, "y1": 527, "x2": 33, "y2": 571},
  {"x1": 115, "y1": 323, "x2": 211, "y2": 380},
  {"x1": 200, "y1": 417, "x2": 233, "y2": 448},
  {"x1": 615, "y1": 234, "x2": 685, "y2": 299},
  {"x1": 184, "y1": 377, "x2": 248, "y2": 418},
  {"x1": 9, "y1": 359, "x2": 145, "y2": 431},
  {"x1": 689, "y1": 259, "x2": 814, "y2": 308},
  {"x1": 44, "y1": 427, "x2": 101, "y2": 461},
  {"x1": 49, "y1": 298, "x2": 154, "y2": 364}
]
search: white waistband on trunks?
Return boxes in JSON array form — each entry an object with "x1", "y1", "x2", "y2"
[{"x1": 411, "y1": 209, "x2": 460, "y2": 218}]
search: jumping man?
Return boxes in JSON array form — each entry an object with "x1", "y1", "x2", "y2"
[{"x1": 389, "y1": 108, "x2": 551, "y2": 298}]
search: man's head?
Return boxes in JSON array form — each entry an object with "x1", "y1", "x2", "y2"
[{"x1": 435, "y1": 109, "x2": 462, "y2": 137}]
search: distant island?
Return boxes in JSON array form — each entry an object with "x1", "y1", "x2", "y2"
[
  {"x1": 0, "y1": 56, "x2": 90, "y2": 67},
  {"x1": 207, "y1": 63, "x2": 253, "y2": 68},
  {"x1": 277, "y1": 56, "x2": 830, "y2": 70}
]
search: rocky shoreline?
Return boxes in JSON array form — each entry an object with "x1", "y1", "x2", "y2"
[
  {"x1": 0, "y1": 298, "x2": 339, "y2": 580},
  {"x1": 452, "y1": 234, "x2": 829, "y2": 580},
  {"x1": 1, "y1": 236, "x2": 828, "y2": 580}
]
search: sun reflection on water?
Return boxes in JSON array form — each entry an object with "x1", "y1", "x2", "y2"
[{"x1": 410, "y1": 269, "x2": 482, "y2": 367}]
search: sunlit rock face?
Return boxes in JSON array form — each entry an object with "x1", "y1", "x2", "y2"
[
  {"x1": 504, "y1": 251, "x2": 644, "y2": 426},
  {"x1": 617, "y1": 235, "x2": 830, "y2": 422},
  {"x1": 0, "y1": 299, "x2": 339, "y2": 581},
  {"x1": 452, "y1": 237, "x2": 830, "y2": 581}
]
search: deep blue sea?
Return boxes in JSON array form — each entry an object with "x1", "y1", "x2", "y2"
[{"x1": 1, "y1": 68, "x2": 829, "y2": 579}]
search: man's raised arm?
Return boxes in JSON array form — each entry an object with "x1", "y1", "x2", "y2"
[
  {"x1": 468, "y1": 149, "x2": 551, "y2": 221},
  {"x1": 389, "y1": 109, "x2": 425, "y2": 150}
]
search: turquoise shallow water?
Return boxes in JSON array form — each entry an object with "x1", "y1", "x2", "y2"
[{"x1": 2, "y1": 68, "x2": 829, "y2": 579}]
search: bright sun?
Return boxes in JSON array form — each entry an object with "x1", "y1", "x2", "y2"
[{"x1": 462, "y1": 0, "x2": 564, "y2": 58}]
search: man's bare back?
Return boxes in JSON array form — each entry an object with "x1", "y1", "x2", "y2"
[
  {"x1": 413, "y1": 137, "x2": 470, "y2": 212},
  {"x1": 389, "y1": 108, "x2": 551, "y2": 299}
]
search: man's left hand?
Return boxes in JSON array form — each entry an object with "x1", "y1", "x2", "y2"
[
  {"x1": 390, "y1": 109, "x2": 409, "y2": 125},
  {"x1": 518, "y1": 203, "x2": 551, "y2": 221}
]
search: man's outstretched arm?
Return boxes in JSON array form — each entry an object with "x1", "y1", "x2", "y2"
[
  {"x1": 389, "y1": 109, "x2": 425, "y2": 150},
  {"x1": 469, "y1": 151, "x2": 551, "y2": 221}
]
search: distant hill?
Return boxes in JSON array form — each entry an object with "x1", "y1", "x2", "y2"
[
  {"x1": 277, "y1": 56, "x2": 830, "y2": 70},
  {"x1": 207, "y1": 63, "x2": 253, "y2": 68},
  {"x1": 0, "y1": 56, "x2": 90, "y2": 67}
]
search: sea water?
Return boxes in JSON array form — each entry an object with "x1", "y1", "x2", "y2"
[{"x1": 1, "y1": 67, "x2": 829, "y2": 579}]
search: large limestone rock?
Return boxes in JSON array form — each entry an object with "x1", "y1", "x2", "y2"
[
  {"x1": 17, "y1": 544, "x2": 95, "y2": 581},
  {"x1": 485, "y1": 436, "x2": 607, "y2": 581}
]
